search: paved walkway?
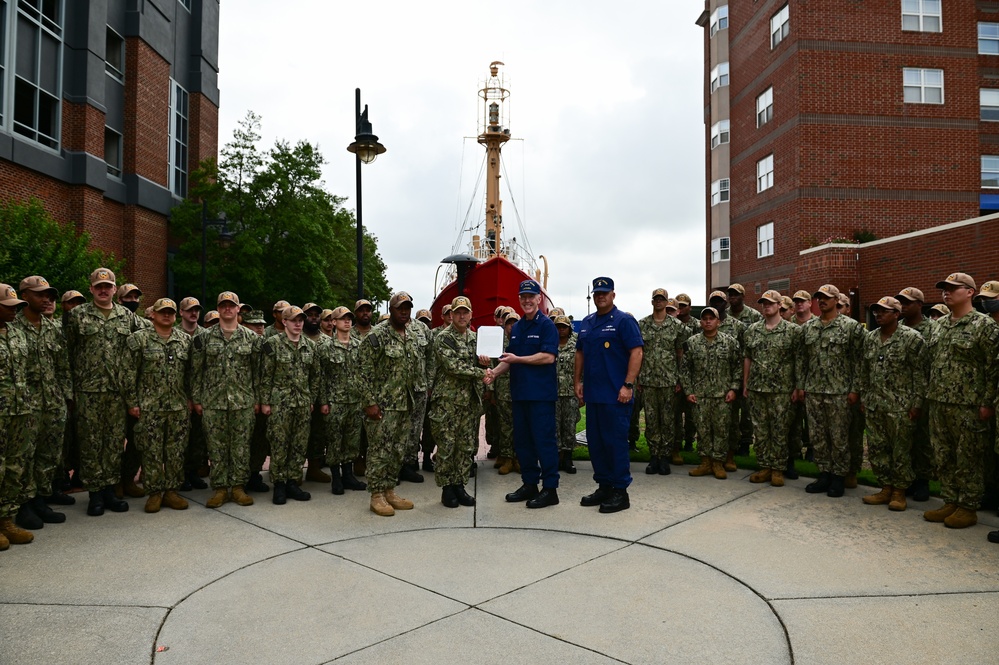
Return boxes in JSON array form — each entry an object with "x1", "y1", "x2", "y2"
[{"x1": 3, "y1": 461, "x2": 999, "y2": 664}]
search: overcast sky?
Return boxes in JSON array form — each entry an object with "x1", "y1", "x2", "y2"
[{"x1": 218, "y1": 1, "x2": 707, "y2": 318}]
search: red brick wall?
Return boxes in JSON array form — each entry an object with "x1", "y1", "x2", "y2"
[
  {"x1": 189, "y1": 93, "x2": 219, "y2": 169},
  {"x1": 124, "y1": 37, "x2": 170, "y2": 187},
  {"x1": 61, "y1": 101, "x2": 106, "y2": 156}
]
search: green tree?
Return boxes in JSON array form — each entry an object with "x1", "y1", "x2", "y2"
[
  {"x1": 169, "y1": 112, "x2": 390, "y2": 312},
  {"x1": 0, "y1": 197, "x2": 125, "y2": 296}
]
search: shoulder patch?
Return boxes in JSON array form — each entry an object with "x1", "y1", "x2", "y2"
[
  {"x1": 366, "y1": 334, "x2": 381, "y2": 349},
  {"x1": 262, "y1": 339, "x2": 276, "y2": 355},
  {"x1": 441, "y1": 334, "x2": 459, "y2": 352}
]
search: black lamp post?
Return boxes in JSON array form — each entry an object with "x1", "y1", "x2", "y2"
[
  {"x1": 201, "y1": 200, "x2": 232, "y2": 305},
  {"x1": 346, "y1": 88, "x2": 386, "y2": 300}
]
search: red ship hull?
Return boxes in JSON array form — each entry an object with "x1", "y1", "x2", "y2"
[{"x1": 430, "y1": 256, "x2": 552, "y2": 329}]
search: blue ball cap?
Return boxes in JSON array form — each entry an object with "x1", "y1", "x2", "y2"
[
  {"x1": 591, "y1": 276, "x2": 614, "y2": 293},
  {"x1": 519, "y1": 279, "x2": 541, "y2": 295}
]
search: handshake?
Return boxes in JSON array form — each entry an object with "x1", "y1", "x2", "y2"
[{"x1": 483, "y1": 367, "x2": 495, "y2": 385}]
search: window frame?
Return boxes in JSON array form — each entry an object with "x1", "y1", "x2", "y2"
[
  {"x1": 711, "y1": 237, "x2": 730, "y2": 264},
  {"x1": 903, "y1": 67, "x2": 944, "y2": 105},
  {"x1": 711, "y1": 178, "x2": 730, "y2": 206},
  {"x1": 10, "y1": 0, "x2": 64, "y2": 151},
  {"x1": 757, "y1": 154, "x2": 774, "y2": 193},
  {"x1": 105, "y1": 26, "x2": 124, "y2": 81},
  {"x1": 757, "y1": 222, "x2": 775, "y2": 258},
  {"x1": 770, "y1": 4, "x2": 789, "y2": 49},
  {"x1": 981, "y1": 89, "x2": 999, "y2": 122},
  {"x1": 980, "y1": 23, "x2": 999, "y2": 55},
  {"x1": 902, "y1": 0, "x2": 941, "y2": 33},
  {"x1": 710, "y1": 62, "x2": 730, "y2": 94},
  {"x1": 756, "y1": 87, "x2": 774, "y2": 128},
  {"x1": 168, "y1": 78, "x2": 189, "y2": 198},
  {"x1": 982, "y1": 156, "x2": 999, "y2": 189},
  {"x1": 709, "y1": 5, "x2": 728, "y2": 37},
  {"x1": 104, "y1": 126, "x2": 122, "y2": 178},
  {"x1": 710, "y1": 119, "x2": 730, "y2": 149}
]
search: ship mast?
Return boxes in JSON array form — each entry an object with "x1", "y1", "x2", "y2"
[{"x1": 477, "y1": 61, "x2": 511, "y2": 259}]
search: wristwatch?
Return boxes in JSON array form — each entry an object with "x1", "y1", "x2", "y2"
[{"x1": 623, "y1": 382, "x2": 634, "y2": 390}]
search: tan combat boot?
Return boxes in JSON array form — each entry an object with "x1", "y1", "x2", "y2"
[
  {"x1": 844, "y1": 473, "x2": 858, "y2": 489},
  {"x1": 123, "y1": 477, "x2": 145, "y2": 498},
  {"x1": 0, "y1": 531, "x2": 9, "y2": 551},
  {"x1": 862, "y1": 486, "x2": 892, "y2": 506},
  {"x1": 923, "y1": 502, "x2": 958, "y2": 522},
  {"x1": 888, "y1": 488, "x2": 907, "y2": 512},
  {"x1": 493, "y1": 456, "x2": 505, "y2": 469},
  {"x1": 770, "y1": 469, "x2": 784, "y2": 487},
  {"x1": 689, "y1": 457, "x2": 713, "y2": 477},
  {"x1": 369, "y1": 492, "x2": 394, "y2": 516},
  {"x1": 162, "y1": 490, "x2": 189, "y2": 510},
  {"x1": 305, "y1": 459, "x2": 331, "y2": 483},
  {"x1": 724, "y1": 451, "x2": 737, "y2": 472},
  {"x1": 0, "y1": 517, "x2": 33, "y2": 544},
  {"x1": 206, "y1": 488, "x2": 229, "y2": 509},
  {"x1": 384, "y1": 488, "x2": 414, "y2": 510},
  {"x1": 944, "y1": 506, "x2": 977, "y2": 529},
  {"x1": 671, "y1": 450, "x2": 684, "y2": 466},
  {"x1": 231, "y1": 486, "x2": 254, "y2": 506},
  {"x1": 498, "y1": 457, "x2": 515, "y2": 475},
  {"x1": 144, "y1": 492, "x2": 163, "y2": 513},
  {"x1": 749, "y1": 469, "x2": 772, "y2": 483},
  {"x1": 712, "y1": 460, "x2": 728, "y2": 480}
]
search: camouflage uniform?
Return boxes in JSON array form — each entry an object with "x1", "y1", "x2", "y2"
[
  {"x1": 858, "y1": 325, "x2": 926, "y2": 490},
  {"x1": 0, "y1": 324, "x2": 36, "y2": 518},
  {"x1": 494, "y1": 332, "x2": 515, "y2": 459},
  {"x1": 190, "y1": 325, "x2": 261, "y2": 489},
  {"x1": 731, "y1": 305, "x2": 763, "y2": 327},
  {"x1": 681, "y1": 332, "x2": 741, "y2": 462},
  {"x1": 555, "y1": 333, "x2": 580, "y2": 452},
  {"x1": 13, "y1": 310, "x2": 71, "y2": 501},
  {"x1": 326, "y1": 335, "x2": 362, "y2": 466},
  {"x1": 123, "y1": 328, "x2": 192, "y2": 493},
  {"x1": 902, "y1": 318, "x2": 937, "y2": 480},
  {"x1": 306, "y1": 332, "x2": 334, "y2": 466},
  {"x1": 263, "y1": 323, "x2": 284, "y2": 339},
  {"x1": 429, "y1": 324, "x2": 485, "y2": 487},
  {"x1": 674, "y1": 317, "x2": 700, "y2": 449},
  {"x1": 715, "y1": 316, "x2": 748, "y2": 453},
  {"x1": 730, "y1": 308, "x2": 758, "y2": 449},
  {"x1": 925, "y1": 311, "x2": 999, "y2": 510},
  {"x1": 405, "y1": 319, "x2": 433, "y2": 467},
  {"x1": 259, "y1": 334, "x2": 320, "y2": 484},
  {"x1": 788, "y1": 313, "x2": 815, "y2": 460},
  {"x1": 65, "y1": 302, "x2": 143, "y2": 491},
  {"x1": 359, "y1": 323, "x2": 422, "y2": 494},
  {"x1": 744, "y1": 319, "x2": 800, "y2": 470},
  {"x1": 177, "y1": 324, "x2": 208, "y2": 480},
  {"x1": 795, "y1": 315, "x2": 864, "y2": 476},
  {"x1": 638, "y1": 314, "x2": 688, "y2": 458}
]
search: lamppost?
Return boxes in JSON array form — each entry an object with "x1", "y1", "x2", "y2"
[
  {"x1": 346, "y1": 88, "x2": 386, "y2": 300},
  {"x1": 201, "y1": 200, "x2": 232, "y2": 305}
]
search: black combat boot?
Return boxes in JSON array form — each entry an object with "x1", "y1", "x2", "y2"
[
  {"x1": 599, "y1": 488, "x2": 630, "y2": 514},
  {"x1": 272, "y1": 481, "x2": 287, "y2": 505},
  {"x1": 826, "y1": 474, "x2": 845, "y2": 498},
  {"x1": 441, "y1": 485, "x2": 459, "y2": 508},
  {"x1": 341, "y1": 464, "x2": 367, "y2": 491},
  {"x1": 805, "y1": 472, "x2": 831, "y2": 494},
  {"x1": 30, "y1": 496, "x2": 66, "y2": 523},
  {"x1": 101, "y1": 486, "x2": 129, "y2": 512},
  {"x1": 86, "y1": 491, "x2": 105, "y2": 516},
  {"x1": 330, "y1": 465, "x2": 345, "y2": 495}
]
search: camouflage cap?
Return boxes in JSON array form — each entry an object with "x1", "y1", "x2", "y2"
[
  {"x1": 330, "y1": 306, "x2": 353, "y2": 320},
  {"x1": 975, "y1": 280, "x2": 999, "y2": 300},
  {"x1": 871, "y1": 296, "x2": 901, "y2": 313},
  {"x1": 0, "y1": 283, "x2": 26, "y2": 306},
  {"x1": 757, "y1": 289, "x2": 782, "y2": 304},
  {"x1": 813, "y1": 284, "x2": 841, "y2": 299},
  {"x1": 378, "y1": 313, "x2": 390, "y2": 322},
  {"x1": 451, "y1": 296, "x2": 472, "y2": 312},
  {"x1": 272, "y1": 300, "x2": 291, "y2": 312},
  {"x1": 780, "y1": 295, "x2": 794, "y2": 310},
  {"x1": 494, "y1": 306, "x2": 506, "y2": 317},
  {"x1": 244, "y1": 310, "x2": 267, "y2": 324},
  {"x1": 204, "y1": 310, "x2": 220, "y2": 324},
  {"x1": 837, "y1": 293, "x2": 850, "y2": 307},
  {"x1": 896, "y1": 287, "x2": 925, "y2": 303},
  {"x1": 144, "y1": 306, "x2": 153, "y2": 318},
  {"x1": 18, "y1": 276, "x2": 57, "y2": 295},
  {"x1": 152, "y1": 297, "x2": 177, "y2": 313},
  {"x1": 929, "y1": 303, "x2": 951, "y2": 317},
  {"x1": 389, "y1": 292, "x2": 414, "y2": 308},
  {"x1": 935, "y1": 272, "x2": 976, "y2": 290},
  {"x1": 553, "y1": 314, "x2": 571, "y2": 327},
  {"x1": 320, "y1": 308, "x2": 335, "y2": 320},
  {"x1": 441, "y1": 304, "x2": 452, "y2": 315},
  {"x1": 504, "y1": 311, "x2": 521, "y2": 323},
  {"x1": 239, "y1": 302, "x2": 253, "y2": 313},
  {"x1": 217, "y1": 291, "x2": 240, "y2": 306},
  {"x1": 727, "y1": 283, "x2": 746, "y2": 295},
  {"x1": 708, "y1": 290, "x2": 727, "y2": 302},
  {"x1": 179, "y1": 297, "x2": 201, "y2": 311},
  {"x1": 118, "y1": 283, "x2": 141, "y2": 299},
  {"x1": 302, "y1": 302, "x2": 322, "y2": 313},
  {"x1": 89, "y1": 267, "x2": 116, "y2": 286},
  {"x1": 700, "y1": 306, "x2": 719, "y2": 319},
  {"x1": 550, "y1": 307, "x2": 566, "y2": 317},
  {"x1": 61, "y1": 289, "x2": 85, "y2": 304},
  {"x1": 665, "y1": 298, "x2": 678, "y2": 311},
  {"x1": 652, "y1": 287, "x2": 668, "y2": 299},
  {"x1": 282, "y1": 305, "x2": 306, "y2": 321},
  {"x1": 353, "y1": 299, "x2": 373, "y2": 312},
  {"x1": 675, "y1": 293, "x2": 692, "y2": 306},
  {"x1": 792, "y1": 289, "x2": 812, "y2": 302},
  {"x1": 416, "y1": 308, "x2": 432, "y2": 321}
]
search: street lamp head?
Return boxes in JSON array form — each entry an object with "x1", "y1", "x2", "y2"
[{"x1": 347, "y1": 103, "x2": 386, "y2": 164}]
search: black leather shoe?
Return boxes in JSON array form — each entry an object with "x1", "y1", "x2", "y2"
[
  {"x1": 454, "y1": 485, "x2": 475, "y2": 506},
  {"x1": 988, "y1": 530, "x2": 999, "y2": 544},
  {"x1": 185, "y1": 471, "x2": 208, "y2": 490},
  {"x1": 16, "y1": 503, "x2": 43, "y2": 530},
  {"x1": 659, "y1": 461, "x2": 671, "y2": 476},
  {"x1": 101, "y1": 486, "x2": 129, "y2": 512},
  {"x1": 341, "y1": 465, "x2": 367, "y2": 491},
  {"x1": 45, "y1": 491, "x2": 76, "y2": 506},
  {"x1": 286, "y1": 482, "x2": 311, "y2": 501},
  {"x1": 86, "y1": 491, "x2": 105, "y2": 516},
  {"x1": 805, "y1": 472, "x2": 831, "y2": 494},
  {"x1": 564, "y1": 458, "x2": 576, "y2": 474},
  {"x1": 399, "y1": 464, "x2": 424, "y2": 484},
  {"x1": 911, "y1": 478, "x2": 930, "y2": 502},
  {"x1": 645, "y1": 457, "x2": 660, "y2": 475},
  {"x1": 784, "y1": 460, "x2": 799, "y2": 480},
  {"x1": 581, "y1": 485, "x2": 611, "y2": 507},
  {"x1": 330, "y1": 466, "x2": 345, "y2": 495},
  {"x1": 527, "y1": 487, "x2": 559, "y2": 509},
  {"x1": 505, "y1": 484, "x2": 539, "y2": 502},
  {"x1": 31, "y1": 496, "x2": 65, "y2": 524},
  {"x1": 826, "y1": 474, "x2": 845, "y2": 498},
  {"x1": 441, "y1": 485, "x2": 459, "y2": 508},
  {"x1": 272, "y1": 481, "x2": 287, "y2": 505},
  {"x1": 246, "y1": 471, "x2": 270, "y2": 493},
  {"x1": 599, "y1": 488, "x2": 630, "y2": 514}
]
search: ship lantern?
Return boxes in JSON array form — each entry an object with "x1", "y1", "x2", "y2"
[
  {"x1": 488, "y1": 102, "x2": 500, "y2": 131},
  {"x1": 347, "y1": 105, "x2": 387, "y2": 164}
]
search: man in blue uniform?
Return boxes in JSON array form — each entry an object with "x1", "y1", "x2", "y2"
[
  {"x1": 487, "y1": 279, "x2": 560, "y2": 509},
  {"x1": 574, "y1": 277, "x2": 644, "y2": 513}
]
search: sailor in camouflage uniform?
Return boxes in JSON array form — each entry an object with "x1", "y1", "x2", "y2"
[
  {"x1": 493, "y1": 311, "x2": 519, "y2": 474},
  {"x1": 176, "y1": 297, "x2": 209, "y2": 491},
  {"x1": 786, "y1": 289, "x2": 816, "y2": 479},
  {"x1": 303, "y1": 303, "x2": 333, "y2": 485},
  {"x1": 795, "y1": 284, "x2": 864, "y2": 498},
  {"x1": 708, "y1": 290, "x2": 746, "y2": 471},
  {"x1": 430, "y1": 296, "x2": 487, "y2": 508},
  {"x1": 263, "y1": 300, "x2": 289, "y2": 339},
  {"x1": 65, "y1": 268, "x2": 142, "y2": 516},
  {"x1": 673, "y1": 293, "x2": 698, "y2": 452},
  {"x1": 681, "y1": 307, "x2": 741, "y2": 480},
  {"x1": 638, "y1": 288, "x2": 688, "y2": 475},
  {"x1": 324, "y1": 307, "x2": 366, "y2": 495},
  {"x1": 743, "y1": 290, "x2": 800, "y2": 487},
  {"x1": 400, "y1": 309, "x2": 433, "y2": 484},
  {"x1": 0, "y1": 285, "x2": 36, "y2": 547},
  {"x1": 896, "y1": 286, "x2": 936, "y2": 502},
  {"x1": 727, "y1": 284, "x2": 758, "y2": 458},
  {"x1": 922, "y1": 273, "x2": 999, "y2": 530},
  {"x1": 359, "y1": 292, "x2": 421, "y2": 516},
  {"x1": 259, "y1": 306, "x2": 323, "y2": 505},
  {"x1": 554, "y1": 315, "x2": 579, "y2": 474},
  {"x1": 123, "y1": 299, "x2": 193, "y2": 513},
  {"x1": 857, "y1": 297, "x2": 926, "y2": 513},
  {"x1": 190, "y1": 291, "x2": 261, "y2": 509}
]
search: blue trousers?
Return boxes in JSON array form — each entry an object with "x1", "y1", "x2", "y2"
[
  {"x1": 512, "y1": 401, "x2": 560, "y2": 489},
  {"x1": 587, "y1": 402, "x2": 633, "y2": 489}
]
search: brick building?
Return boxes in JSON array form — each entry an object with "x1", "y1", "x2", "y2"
[
  {"x1": 696, "y1": 0, "x2": 999, "y2": 319},
  {"x1": 0, "y1": 0, "x2": 219, "y2": 299}
]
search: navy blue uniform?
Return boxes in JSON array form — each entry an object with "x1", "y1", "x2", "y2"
[
  {"x1": 577, "y1": 306, "x2": 643, "y2": 489},
  {"x1": 507, "y1": 311, "x2": 560, "y2": 489}
]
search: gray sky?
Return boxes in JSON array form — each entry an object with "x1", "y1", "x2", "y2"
[{"x1": 218, "y1": 1, "x2": 707, "y2": 318}]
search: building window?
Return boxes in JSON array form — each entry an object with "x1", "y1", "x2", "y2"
[
  {"x1": 757, "y1": 154, "x2": 774, "y2": 192},
  {"x1": 757, "y1": 222, "x2": 775, "y2": 258},
  {"x1": 982, "y1": 90, "x2": 999, "y2": 122},
  {"x1": 168, "y1": 79, "x2": 189, "y2": 197},
  {"x1": 105, "y1": 127, "x2": 122, "y2": 177},
  {"x1": 709, "y1": 5, "x2": 728, "y2": 37},
  {"x1": 0, "y1": 1, "x2": 7, "y2": 128},
  {"x1": 105, "y1": 27, "x2": 124, "y2": 81},
  {"x1": 903, "y1": 68, "x2": 943, "y2": 104},
  {"x1": 710, "y1": 119, "x2": 730, "y2": 149},
  {"x1": 178, "y1": 0, "x2": 191, "y2": 10},
  {"x1": 756, "y1": 87, "x2": 774, "y2": 127},
  {"x1": 771, "y1": 5, "x2": 789, "y2": 49},
  {"x1": 982, "y1": 156, "x2": 999, "y2": 188},
  {"x1": 711, "y1": 178, "x2": 730, "y2": 206},
  {"x1": 980, "y1": 23, "x2": 999, "y2": 55},
  {"x1": 902, "y1": 0, "x2": 941, "y2": 33},
  {"x1": 11, "y1": 0, "x2": 63, "y2": 149},
  {"x1": 710, "y1": 62, "x2": 729, "y2": 93},
  {"x1": 711, "y1": 237, "x2": 730, "y2": 263}
]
